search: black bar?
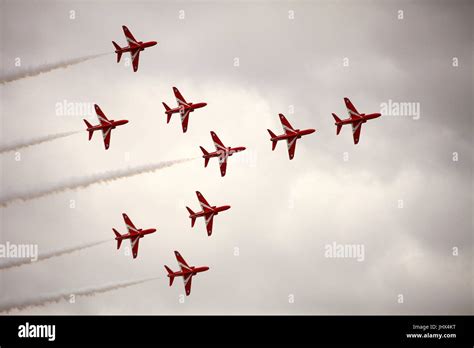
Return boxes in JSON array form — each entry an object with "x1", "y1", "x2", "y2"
[{"x1": 0, "y1": 315, "x2": 472, "y2": 346}]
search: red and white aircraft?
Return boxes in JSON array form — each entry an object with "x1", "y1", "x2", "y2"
[
  {"x1": 112, "y1": 213, "x2": 157, "y2": 259},
  {"x1": 186, "y1": 191, "x2": 230, "y2": 236},
  {"x1": 332, "y1": 98, "x2": 382, "y2": 144},
  {"x1": 83, "y1": 104, "x2": 128, "y2": 150},
  {"x1": 112, "y1": 25, "x2": 157, "y2": 72},
  {"x1": 162, "y1": 87, "x2": 207, "y2": 133},
  {"x1": 200, "y1": 131, "x2": 246, "y2": 177},
  {"x1": 165, "y1": 251, "x2": 209, "y2": 296},
  {"x1": 267, "y1": 114, "x2": 316, "y2": 160}
]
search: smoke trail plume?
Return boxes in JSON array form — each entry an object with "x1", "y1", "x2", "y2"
[
  {"x1": 0, "y1": 131, "x2": 80, "y2": 154},
  {"x1": 0, "y1": 158, "x2": 194, "y2": 208},
  {"x1": 0, "y1": 277, "x2": 159, "y2": 313},
  {"x1": 0, "y1": 53, "x2": 110, "y2": 85},
  {"x1": 0, "y1": 239, "x2": 110, "y2": 271}
]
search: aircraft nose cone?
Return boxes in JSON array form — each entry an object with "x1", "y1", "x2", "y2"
[
  {"x1": 150, "y1": 41, "x2": 158, "y2": 46},
  {"x1": 202, "y1": 267, "x2": 210, "y2": 272},
  {"x1": 202, "y1": 103, "x2": 207, "y2": 107}
]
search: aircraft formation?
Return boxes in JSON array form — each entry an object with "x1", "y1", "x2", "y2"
[{"x1": 84, "y1": 25, "x2": 382, "y2": 296}]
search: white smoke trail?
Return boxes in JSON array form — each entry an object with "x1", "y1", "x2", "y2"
[
  {"x1": 0, "y1": 158, "x2": 194, "y2": 208},
  {"x1": 0, "y1": 53, "x2": 110, "y2": 85},
  {"x1": 0, "y1": 277, "x2": 159, "y2": 313},
  {"x1": 0, "y1": 131, "x2": 81, "y2": 154},
  {"x1": 0, "y1": 239, "x2": 110, "y2": 271}
]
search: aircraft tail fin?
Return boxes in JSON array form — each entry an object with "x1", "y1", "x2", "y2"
[
  {"x1": 162, "y1": 102, "x2": 172, "y2": 123},
  {"x1": 83, "y1": 119, "x2": 94, "y2": 140},
  {"x1": 162, "y1": 102, "x2": 171, "y2": 112},
  {"x1": 332, "y1": 113, "x2": 343, "y2": 135},
  {"x1": 112, "y1": 41, "x2": 122, "y2": 62},
  {"x1": 164, "y1": 265, "x2": 175, "y2": 286},
  {"x1": 112, "y1": 228, "x2": 122, "y2": 249},
  {"x1": 267, "y1": 129, "x2": 278, "y2": 150},
  {"x1": 199, "y1": 146, "x2": 210, "y2": 167},
  {"x1": 186, "y1": 207, "x2": 196, "y2": 227},
  {"x1": 332, "y1": 113, "x2": 342, "y2": 123}
]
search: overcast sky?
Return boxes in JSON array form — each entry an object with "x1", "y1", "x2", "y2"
[{"x1": 0, "y1": 0, "x2": 472, "y2": 314}]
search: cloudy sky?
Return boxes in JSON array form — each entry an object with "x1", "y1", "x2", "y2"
[{"x1": 0, "y1": 0, "x2": 472, "y2": 314}]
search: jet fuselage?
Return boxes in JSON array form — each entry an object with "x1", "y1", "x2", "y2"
[
  {"x1": 168, "y1": 266, "x2": 210, "y2": 278},
  {"x1": 203, "y1": 146, "x2": 246, "y2": 160},
  {"x1": 190, "y1": 205, "x2": 231, "y2": 219},
  {"x1": 166, "y1": 102, "x2": 208, "y2": 115},
  {"x1": 335, "y1": 113, "x2": 381, "y2": 126},
  {"x1": 114, "y1": 228, "x2": 156, "y2": 242},
  {"x1": 86, "y1": 119, "x2": 129, "y2": 132},
  {"x1": 270, "y1": 128, "x2": 315, "y2": 142},
  {"x1": 115, "y1": 41, "x2": 157, "y2": 54}
]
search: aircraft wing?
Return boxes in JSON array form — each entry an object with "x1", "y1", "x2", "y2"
[
  {"x1": 218, "y1": 154, "x2": 227, "y2": 177},
  {"x1": 205, "y1": 212, "x2": 214, "y2": 236},
  {"x1": 211, "y1": 131, "x2": 226, "y2": 151},
  {"x1": 122, "y1": 213, "x2": 139, "y2": 233},
  {"x1": 173, "y1": 87, "x2": 189, "y2": 107},
  {"x1": 352, "y1": 121, "x2": 363, "y2": 144},
  {"x1": 131, "y1": 49, "x2": 140, "y2": 72},
  {"x1": 95, "y1": 104, "x2": 111, "y2": 125},
  {"x1": 122, "y1": 25, "x2": 139, "y2": 47},
  {"x1": 286, "y1": 136, "x2": 297, "y2": 160},
  {"x1": 344, "y1": 98, "x2": 362, "y2": 119},
  {"x1": 183, "y1": 273, "x2": 193, "y2": 296},
  {"x1": 180, "y1": 109, "x2": 191, "y2": 133},
  {"x1": 130, "y1": 235, "x2": 140, "y2": 259},
  {"x1": 101, "y1": 127, "x2": 112, "y2": 150},
  {"x1": 175, "y1": 251, "x2": 191, "y2": 272},
  {"x1": 279, "y1": 113, "x2": 295, "y2": 135},
  {"x1": 196, "y1": 191, "x2": 212, "y2": 211}
]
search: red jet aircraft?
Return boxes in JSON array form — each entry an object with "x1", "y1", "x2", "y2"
[
  {"x1": 112, "y1": 213, "x2": 157, "y2": 259},
  {"x1": 186, "y1": 191, "x2": 230, "y2": 236},
  {"x1": 200, "y1": 131, "x2": 246, "y2": 177},
  {"x1": 83, "y1": 104, "x2": 128, "y2": 150},
  {"x1": 164, "y1": 251, "x2": 209, "y2": 296},
  {"x1": 162, "y1": 87, "x2": 207, "y2": 133},
  {"x1": 267, "y1": 114, "x2": 316, "y2": 160},
  {"x1": 332, "y1": 98, "x2": 382, "y2": 144},
  {"x1": 112, "y1": 25, "x2": 157, "y2": 72}
]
